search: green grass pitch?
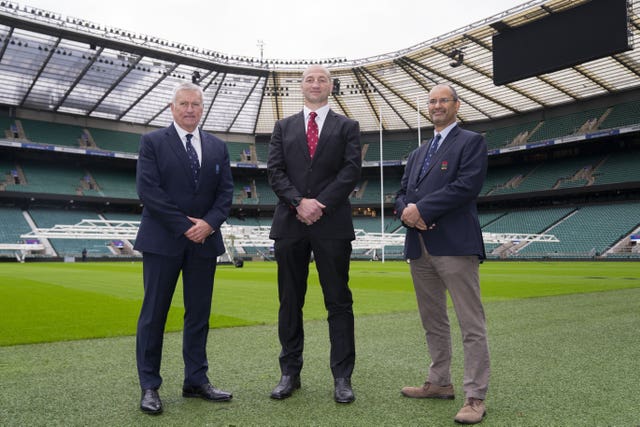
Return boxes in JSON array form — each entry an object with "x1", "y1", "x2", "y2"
[{"x1": 1, "y1": 260, "x2": 639, "y2": 426}]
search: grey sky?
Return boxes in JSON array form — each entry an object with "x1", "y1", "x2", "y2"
[{"x1": 21, "y1": 0, "x2": 528, "y2": 60}]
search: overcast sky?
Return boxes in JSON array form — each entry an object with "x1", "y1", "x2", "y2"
[{"x1": 21, "y1": 0, "x2": 530, "y2": 60}]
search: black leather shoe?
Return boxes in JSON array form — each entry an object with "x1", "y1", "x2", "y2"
[
  {"x1": 270, "y1": 375, "x2": 301, "y2": 399},
  {"x1": 140, "y1": 389, "x2": 162, "y2": 414},
  {"x1": 334, "y1": 378, "x2": 355, "y2": 403},
  {"x1": 182, "y1": 383, "x2": 233, "y2": 401}
]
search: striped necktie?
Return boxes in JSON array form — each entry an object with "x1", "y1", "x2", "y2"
[{"x1": 419, "y1": 133, "x2": 441, "y2": 178}]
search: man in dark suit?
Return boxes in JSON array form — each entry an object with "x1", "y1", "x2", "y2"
[
  {"x1": 395, "y1": 84, "x2": 490, "y2": 425},
  {"x1": 134, "y1": 82, "x2": 234, "y2": 415},
  {"x1": 267, "y1": 64, "x2": 361, "y2": 403}
]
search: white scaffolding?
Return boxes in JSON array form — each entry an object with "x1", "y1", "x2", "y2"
[{"x1": 13, "y1": 219, "x2": 559, "y2": 261}]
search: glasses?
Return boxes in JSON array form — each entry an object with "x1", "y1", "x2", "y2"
[{"x1": 428, "y1": 98, "x2": 456, "y2": 105}]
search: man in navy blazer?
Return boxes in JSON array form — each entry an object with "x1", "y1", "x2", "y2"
[
  {"x1": 267, "y1": 64, "x2": 361, "y2": 403},
  {"x1": 134, "y1": 82, "x2": 234, "y2": 415},
  {"x1": 395, "y1": 84, "x2": 490, "y2": 425}
]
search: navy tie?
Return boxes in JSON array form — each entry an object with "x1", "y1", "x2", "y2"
[
  {"x1": 419, "y1": 133, "x2": 441, "y2": 179},
  {"x1": 185, "y1": 133, "x2": 200, "y2": 185}
]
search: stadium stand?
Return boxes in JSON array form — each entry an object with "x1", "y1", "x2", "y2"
[
  {"x1": 27, "y1": 207, "x2": 115, "y2": 258},
  {"x1": 0, "y1": 206, "x2": 33, "y2": 257},
  {"x1": 19, "y1": 118, "x2": 88, "y2": 148},
  {"x1": 516, "y1": 202, "x2": 640, "y2": 258},
  {"x1": 1, "y1": 0, "x2": 639, "y2": 262},
  {"x1": 253, "y1": 142, "x2": 268, "y2": 163},
  {"x1": 599, "y1": 99, "x2": 640, "y2": 129},
  {"x1": 88, "y1": 167, "x2": 138, "y2": 199},
  {"x1": 7, "y1": 159, "x2": 84, "y2": 196},
  {"x1": 530, "y1": 107, "x2": 608, "y2": 142},
  {"x1": 90, "y1": 128, "x2": 141, "y2": 153},
  {"x1": 592, "y1": 151, "x2": 640, "y2": 186},
  {"x1": 483, "y1": 120, "x2": 540, "y2": 150},
  {"x1": 491, "y1": 154, "x2": 604, "y2": 195}
]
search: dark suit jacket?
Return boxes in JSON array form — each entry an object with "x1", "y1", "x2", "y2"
[
  {"x1": 134, "y1": 124, "x2": 233, "y2": 258},
  {"x1": 268, "y1": 109, "x2": 361, "y2": 240},
  {"x1": 395, "y1": 125, "x2": 487, "y2": 260}
]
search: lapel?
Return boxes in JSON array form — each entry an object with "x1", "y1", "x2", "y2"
[
  {"x1": 312, "y1": 110, "x2": 336, "y2": 162},
  {"x1": 416, "y1": 126, "x2": 459, "y2": 183},
  {"x1": 199, "y1": 129, "x2": 210, "y2": 170},
  {"x1": 293, "y1": 111, "x2": 311, "y2": 161}
]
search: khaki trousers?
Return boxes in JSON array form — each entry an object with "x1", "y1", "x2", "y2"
[{"x1": 409, "y1": 236, "x2": 490, "y2": 400}]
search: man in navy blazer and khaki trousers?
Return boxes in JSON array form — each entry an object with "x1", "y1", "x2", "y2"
[
  {"x1": 267, "y1": 65, "x2": 361, "y2": 403},
  {"x1": 134, "y1": 82, "x2": 234, "y2": 415},
  {"x1": 395, "y1": 84, "x2": 490, "y2": 425}
]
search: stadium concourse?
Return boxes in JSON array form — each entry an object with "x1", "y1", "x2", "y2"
[{"x1": 1, "y1": 0, "x2": 640, "y2": 261}]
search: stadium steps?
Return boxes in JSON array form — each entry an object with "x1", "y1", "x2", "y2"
[
  {"x1": 253, "y1": 142, "x2": 268, "y2": 162},
  {"x1": 0, "y1": 207, "x2": 33, "y2": 256},
  {"x1": 599, "y1": 99, "x2": 640, "y2": 130},
  {"x1": 88, "y1": 167, "x2": 138, "y2": 199},
  {"x1": 591, "y1": 151, "x2": 640, "y2": 185},
  {"x1": 28, "y1": 207, "x2": 115, "y2": 257},
  {"x1": 19, "y1": 118, "x2": 86, "y2": 148},
  {"x1": 90, "y1": 128, "x2": 141, "y2": 153},
  {"x1": 9, "y1": 159, "x2": 84, "y2": 196},
  {"x1": 483, "y1": 120, "x2": 539, "y2": 150},
  {"x1": 516, "y1": 202, "x2": 640, "y2": 258},
  {"x1": 530, "y1": 107, "x2": 608, "y2": 142}
]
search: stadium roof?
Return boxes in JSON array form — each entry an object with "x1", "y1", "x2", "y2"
[{"x1": 1, "y1": 0, "x2": 639, "y2": 134}]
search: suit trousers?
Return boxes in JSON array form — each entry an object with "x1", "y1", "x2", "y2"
[
  {"x1": 136, "y1": 248, "x2": 217, "y2": 390},
  {"x1": 409, "y1": 235, "x2": 490, "y2": 400},
  {"x1": 274, "y1": 236, "x2": 355, "y2": 379}
]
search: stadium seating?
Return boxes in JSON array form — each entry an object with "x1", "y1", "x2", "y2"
[
  {"x1": 482, "y1": 207, "x2": 574, "y2": 235},
  {"x1": 483, "y1": 120, "x2": 540, "y2": 150},
  {"x1": 591, "y1": 151, "x2": 640, "y2": 186},
  {"x1": 19, "y1": 118, "x2": 87, "y2": 147},
  {"x1": 6, "y1": 159, "x2": 84, "y2": 196},
  {"x1": 516, "y1": 202, "x2": 640, "y2": 258},
  {"x1": 352, "y1": 216, "x2": 402, "y2": 233},
  {"x1": 482, "y1": 164, "x2": 535, "y2": 196},
  {"x1": 90, "y1": 128, "x2": 141, "y2": 153},
  {"x1": 253, "y1": 142, "x2": 269, "y2": 162},
  {"x1": 0, "y1": 207, "x2": 33, "y2": 256},
  {"x1": 88, "y1": 168, "x2": 138, "y2": 199},
  {"x1": 599, "y1": 99, "x2": 640, "y2": 130},
  {"x1": 28, "y1": 207, "x2": 114, "y2": 257},
  {"x1": 531, "y1": 107, "x2": 607, "y2": 142},
  {"x1": 490, "y1": 154, "x2": 604, "y2": 195},
  {"x1": 478, "y1": 212, "x2": 506, "y2": 228}
]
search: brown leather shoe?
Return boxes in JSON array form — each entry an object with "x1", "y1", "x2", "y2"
[
  {"x1": 401, "y1": 381, "x2": 455, "y2": 399},
  {"x1": 454, "y1": 397, "x2": 486, "y2": 424}
]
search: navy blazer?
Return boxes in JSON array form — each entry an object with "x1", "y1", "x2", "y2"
[
  {"x1": 268, "y1": 109, "x2": 361, "y2": 240},
  {"x1": 134, "y1": 124, "x2": 234, "y2": 258},
  {"x1": 395, "y1": 125, "x2": 487, "y2": 260}
]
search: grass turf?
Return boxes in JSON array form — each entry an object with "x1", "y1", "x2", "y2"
[
  {"x1": 1, "y1": 261, "x2": 639, "y2": 346},
  {"x1": 1, "y1": 261, "x2": 639, "y2": 426}
]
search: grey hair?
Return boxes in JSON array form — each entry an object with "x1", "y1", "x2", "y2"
[{"x1": 171, "y1": 82, "x2": 204, "y2": 104}]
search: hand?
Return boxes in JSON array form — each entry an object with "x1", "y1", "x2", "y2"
[
  {"x1": 184, "y1": 216, "x2": 214, "y2": 243},
  {"x1": 296, "y1": 198, "x2": 326, "y2": 226},
  {"x1": 401, "y1": 204, "x2": 436, "y2": 230},
  {"x1": 401, "y1": 203, "x2": 422, "y2": 228}
]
